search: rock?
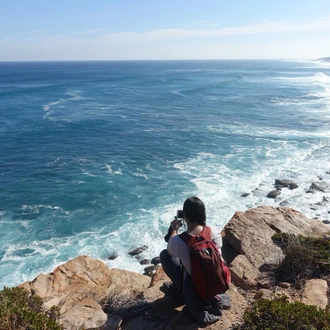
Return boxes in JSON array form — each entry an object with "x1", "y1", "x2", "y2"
[
  {"x1": 144, "y1": 265, "x2": 156, "y2": 277},
  {"x1": 301, "y1": 279, "x2": 328, "y2": 309},
  {"x1": 19, "y1": 255, "x2": 151, "y2": 330},
  {"x1": 258, "y1": 275, "x2": 277, "y2": 289},
  {"x1": 224, "y1": 206, "x2": 329, "y2": 290},
  {"x1": 102, "y1": 314, "x2": 122, "y2": 330},
  {"x1": 323, "y1": 220, "x2": 330, "y2": 224},
  {"x1": 140, "y1": 258, "x2": 150, "y2": 265},
  {"x1": 267, "y1": 190, "x2": 281, "y2": 198},
  {"x1": 275, "y1": 179, "x2": 298, "y2": 190},
  {"x1": 277, "y1": 282, "x2": 291, "y2": 288},
  {"x1": 316, "y1": 196, "x2": 330, "y2": 206},
  {"x1": 279, "y1": 200, "x2": 290, "y2": 206},
  {"x1": 128, "y1": 245, "x2": 148, "y2": 256},
  {"x1": 307, "y1": 182, "x2": 326, "y2": 193},
  {"x1": 288, "y1": 183, "x2": 298, "y2": 190},
  {"x1": 255, "y1": 289, "x2": 272, "y2": 300},
  {"x1": 151, "y1": 256, "x2": 161, "y2": 265},
  {"x1": 108, "y1": 252, "x2": 119, "y2": 260},
  {"x1": 240, "y1": 193, "x2": 250, "y2": 197}
]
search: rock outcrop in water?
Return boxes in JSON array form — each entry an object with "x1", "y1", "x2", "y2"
[{"x1": 19, "y1": 206, "x2": 330, "y2": 329}]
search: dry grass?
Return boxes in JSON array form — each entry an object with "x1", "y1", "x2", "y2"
[{"x1": 272, "y1": 232, "x2": 330, "y2": 284}]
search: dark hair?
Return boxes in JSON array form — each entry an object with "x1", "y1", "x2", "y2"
[{"x1": 183, "y1": 196, "x2": 206, "y2": 226}]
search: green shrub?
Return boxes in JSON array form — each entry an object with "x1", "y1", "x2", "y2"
[
  {"x1": 240, "y1": 295, "x2": 330, "y2": 329},
  {"x1": 272, "y1": 233, "x2": 330, "y2": 283},
  {"x1": 0, "y1": 286, "x2": 63, "y2": 330}
]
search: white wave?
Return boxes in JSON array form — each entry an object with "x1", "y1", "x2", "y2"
[
  {"x1": 312, "y1": 72, "x2": 330, "y2": 83},
  {"x1": 105, "y1": 164, "x2": 122, "y2": 175},
  {"x1": 308, "y1": 60, "x2": 330, "y2": 68},
  {"x1": 65, "y1": 91, "x2": 83, "y2": 100},
  {"x1": 0, "y1": 218, "x2": 31, "y2": 229},
  {"x1": 209, "y1": 120, "x2": 330, "y2": 140},
  {"x1": 105, "y1": 164, "x2": 113, "y2": 174},
  {"x1": 265, "y1": 70, "x2": 330, "y2": 115},
  {"x1": 42, "y1": 90, "x2": 84, "y2": 121},
  {"x1": 171, "y1": 90, "x2": 187, "y2": 98},
  {"x1": 43, "y1": 99, "x2": 62, "y2": 113},
  {"x1": 82, "y1": 170, "x2": 97, "y2": 177},
  {"x1": 21, "y1": 204, "x2": 65, "y2": 213},
  {"x1": 289, "y1": 59, "x2": 330, "y2": 68},
  {"x1": 172, "y1": 135, "x2": 330, "y2": 227},
  {"x1": 130, "y1": 171, "x2": 148, "y2": 179},
  {"x1": 275, "y1": 72, "x2": 330, "y2": 86},
  {"x1": 3, "y1": 151, "x2": 330, "y2": 288},
  {"x1": 1, "y1": 218, "x2": 166, "y2": 285},
  {"x1": 2, "y1": 239, "x2": 62, "y2": 263},
  {"x1": 208, "y1": 124, "x2": 292, "y2": 139},
  {"x1": 270, "y1": 96, "x2": 322, "y2": 107}
]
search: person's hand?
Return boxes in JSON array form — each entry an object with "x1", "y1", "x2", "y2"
[{"x1": 170, "y1": 217, "x2": 182, "y2": 231}]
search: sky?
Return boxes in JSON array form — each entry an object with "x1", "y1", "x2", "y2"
[{"x1": 1, "y1": 0, "x2": 330, "y2": 61}]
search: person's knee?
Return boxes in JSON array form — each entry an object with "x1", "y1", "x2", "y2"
[{"x1": 160, "y1": 249, "x2": 169, "y2": 263}]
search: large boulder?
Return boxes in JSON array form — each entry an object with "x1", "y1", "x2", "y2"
[
  {"x1": 224, "y1": 206, "x2": 329, "y2": 289},
  {"x1": 301, "y1": 279, "x2": 328, "y2": 309},
  {"x1": 20, "y1": 255, "x2": 151, "y2": 329}
]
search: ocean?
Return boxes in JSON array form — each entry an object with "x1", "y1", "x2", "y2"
[{"x1": 1, "y1": 59, "x2": 330, "y2": 288}]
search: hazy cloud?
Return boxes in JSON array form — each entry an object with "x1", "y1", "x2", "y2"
[
  {"x1": 103, "y1": 16, "x2": 330, "y2": 42},
  {"x1": 77, "y1": 29, "x2": 103, "y2": 35},
  {"x1": 2, "y1": 16, "x2": 330, "y2": 61}
]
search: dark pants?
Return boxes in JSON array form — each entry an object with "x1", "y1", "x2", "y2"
[
  {"x1": 159, "y1": 249, "x2": 183, "y2": 293},
  {"x1": 160, "y1": 249, "x2": 231, "y2": 324}
]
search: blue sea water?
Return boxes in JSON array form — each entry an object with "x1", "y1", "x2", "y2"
[{"x1": 1, "y1": 59, "x2": 330, "y2": 288}]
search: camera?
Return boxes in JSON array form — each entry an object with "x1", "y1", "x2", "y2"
[
  {"x1": 177, "y1": 210, "x2": 184, "y2": 220},
  {"x1": 164, "y1": 210, "x2": 184, "y2": 242}
]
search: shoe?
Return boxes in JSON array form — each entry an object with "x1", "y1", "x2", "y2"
[{"x1": 160, "y1": 281, "x2": 180, "y2": 296}]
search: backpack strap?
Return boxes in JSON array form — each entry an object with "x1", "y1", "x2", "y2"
[{"x1": 179, "y1": 226, "x2": 212, "y2": 247}]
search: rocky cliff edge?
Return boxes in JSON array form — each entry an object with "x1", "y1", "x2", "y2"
[{"x1": 19, "y1": 206, "x2": 330, "y2": 329}]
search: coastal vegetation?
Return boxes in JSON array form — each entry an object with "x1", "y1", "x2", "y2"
[
  {"x1": 272, "y1": 232, "x2": 330, "y2": 283},
  {"x1": 0, "y1": 286, "x2": 62, "y2": 330},
  {"x1": 240, "y1": 296, "x2": 330, "y2": 329},
  {"x1": 238, "y1": 232, "x2": 330, "y2": 329}
]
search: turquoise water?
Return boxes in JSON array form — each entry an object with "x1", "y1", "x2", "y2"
[{"x1": 1, "y1": 59, "x2": 330, "y2": 288}]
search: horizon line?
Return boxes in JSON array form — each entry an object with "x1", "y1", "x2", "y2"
[{"x1": 0, "y1": 58, "x2": 319, "y2": 63}]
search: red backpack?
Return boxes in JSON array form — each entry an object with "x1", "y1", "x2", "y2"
[{"x1": 179, "y1": 226, "x2": 231, "y2": 299}]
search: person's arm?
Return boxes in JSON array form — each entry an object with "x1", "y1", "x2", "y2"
[
  {"x1": 167, "y1": 218, "x2": 182, "y2": 254},
  {"x1": 211, "y1": 228, "x2": 227, "y2": 263},
  {"x1": 210, "y1": 228, "x2": 223, "y2": 250},
  {"x1": 169, "y1": 218, "x2": 182, "y2": 239}
]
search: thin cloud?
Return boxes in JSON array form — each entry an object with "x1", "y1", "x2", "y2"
[
  {"x1": 77, "y1": 29, "x2": 102, "y2": 35},
  {"x1": 17, "y1": 37, "x2": 42, "y2": 43},
  {"x1": 104, "y1": 16, "x2": 330, "y2": 42},
  {"x1": 0, "y1": 38, "x2": 13, "y2": 43},
  {"x1": 47, "y1": 36, "x2": 64, "y2": 40},
  {"x1": 2, "y1": 16, "x2": 330, "y2": 61},
  {"x1": 31, "y1": 29, "x2": 51, "y2": 34}
]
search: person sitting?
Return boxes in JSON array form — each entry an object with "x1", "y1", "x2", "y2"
[{"x1": 160, "y1": 196, "x2": 231, "y2": 324}]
